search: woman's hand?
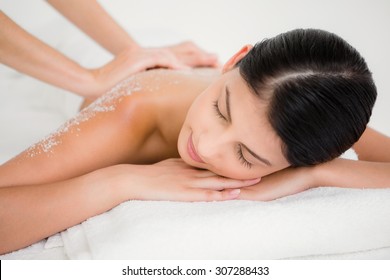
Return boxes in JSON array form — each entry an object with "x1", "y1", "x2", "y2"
[
  {"x1": 238, "y1": 166, "x2": 316, "y2": 201},
  {"x1": 114, "y1": 159, "x2": 260, "y2": 202}
]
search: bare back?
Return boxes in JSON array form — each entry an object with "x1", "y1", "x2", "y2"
[{"x1": 0, "y1": 68, "x2": 220, "y2": 187}]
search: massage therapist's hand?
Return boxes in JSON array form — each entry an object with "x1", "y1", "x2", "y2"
[
  {"x1": 85, "y1": 42, "x2": 218, "y2": 97},
  {"x1": 111, "y1": 159, "x2": 260, "y2": 202},
  {"x1": 238, "y1": 166, "x2": 316, "y2": 201},
  {"x1": 85, "y1": 47, "x2": 191, "y2": 97},
  {"x1": 162, "y1": 41, "x2": 220, "y2": 68}
]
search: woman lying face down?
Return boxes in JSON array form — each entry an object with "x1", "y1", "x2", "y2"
[
  {"x1": 178, "y1": 64, "x2": 290, "y2": 180},
  {"x1": 179, "y1": 28, "x2": 376, "y2": 178},
  {"x1": 1, "y1": 29, "x2": 389, "y2": 254}
]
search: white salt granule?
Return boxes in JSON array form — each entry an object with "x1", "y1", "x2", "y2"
[
  {"x1": 27, "y1": 134, "x2": 61, "y2": 157},
  {"x1": 25, "y1": 70, "x2": 187, "y2": 158},
  {"x1": 26, "y1": 76, "x2": 142, "y2": 157}
]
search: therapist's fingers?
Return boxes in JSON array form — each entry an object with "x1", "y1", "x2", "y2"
[
  {"x1": 185, "y1": 53, "x2": 219, "y2": 67},
  {"x1": 176, "y1": 51, "x2": 219, "y2": 68},
  {"x1": 140, "y1": 48, "x2": 190, "y2": 70},
  {"x1": 167, "y1": 41, "x2": 220, "y2": 67}
]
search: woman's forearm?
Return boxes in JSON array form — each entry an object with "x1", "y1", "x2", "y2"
[
  {"x1": 0, "y1": 160, "x2": 248, "y2": 254},
  {"x1": 314, "y1": 158, "x2": 390, "y2": 189},
  {"x1": 353, "y1": 127, "x2": 390, "y2": 162},
  {"x1": 0, "y1": 165, "x2": 131, "y2": 255},
  {"x1": 0, "y1": 12, "x2": 95, "y2": 96},
  {"x1": 315, "y1": 128, "x2": 390, "y2": 189},
  {"x1": 47, "y1": 0, "x2": 139, "y2": 55}
]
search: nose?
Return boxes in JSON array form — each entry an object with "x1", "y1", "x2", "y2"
[{"x1": 197, "y1": 130, "x2": 230, "y2": 162}]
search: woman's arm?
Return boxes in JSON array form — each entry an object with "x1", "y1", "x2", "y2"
[
  {"x1": 0, "y1": 159, "x2": 258, "y2": 254},
  {"x1": 352, "y1": 126, "x2": 390, "y2": 162},
  {"x1": 239, "y1": 127, "x2": 390, "y2": 201},
  {"x1": 313, "y1": 158, "x2": 390, "y2": 188},
  {"x1": 0, "y1": 89, "x2": 152, "y2": 187},
  {"x1": 313, "y1": 127, "x2": 390, "y2": 188},
  {"x1": 0, "y1": 69, "x2": 219, "y2": 187}
]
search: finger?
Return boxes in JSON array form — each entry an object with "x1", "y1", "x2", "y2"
[
  {"x1": 191, "y1": 177, "x2": 260, "y2": 190},
  {"x1": 237, "y1": 188, "x2": 261, "y2": 201},
  {"x1": 161, "y1": 43, "x2": 219, "y2": 68},
  {"x1": 156, "y1": 158, "x2": 190, "y2": 167},
  {"x1": 205, "y1": 177, "x2": 261, "y2": 189},
  {"x1": 158, "y1": 50, "x2": 191, "y2": 70},
  {"x1": 205, "y1": 188, "x2": 241, "y2": 201},
  {"x1": 154, "y1": 58, "x2": 190, "y2": 70},
  {"x1": 193, "y1": 169, "x2": 220, "y2": 178},
  {"x1": 179, "y1": 53, "x2": 219, "y2": 67},
  {"x1": 180, "y1": 188, "x2": 241, "y2": 202},
  {"x1": 238, "y1": 187, "x2": 283, "y2": 202},
  {"x1": 143, "y1": 50, "x2": 190, "y2": 70}
]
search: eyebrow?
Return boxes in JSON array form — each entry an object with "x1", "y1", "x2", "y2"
[
  {"x1": 242, "y1": 144, "x2": 272, "y2": 166},
  {"x1": 225, "y1": 85, "x2": 272, "y2": 167},
  {"x1": 225, "y1": 85, "x2": 232, "y2": 122}
]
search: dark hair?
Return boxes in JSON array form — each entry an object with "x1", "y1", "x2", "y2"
[{"x1": 237, "y1": 29, "x2": 377, "y2": 166}]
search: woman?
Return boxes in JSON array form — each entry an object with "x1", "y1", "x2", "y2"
[{"x1": 0, "y1": 29, "x2": 389, "y2": 254}]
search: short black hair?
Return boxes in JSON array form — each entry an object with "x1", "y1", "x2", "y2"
[{"x1": 238, "y1": 29, "x2": 377, "y2": 166}]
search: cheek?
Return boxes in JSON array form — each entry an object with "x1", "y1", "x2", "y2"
[
  {"x1": 185, "y1": 95, "x2": 217, "y2": 134},
  {"x1": 177, "y1": 127, "x2": 186, "y2": 157},
  {"x1": 209, "y1": 159, "x2": 257, "y2": 180},
  {"x1": 212, "y1": 159, "x2": 287, "y2": 180}
]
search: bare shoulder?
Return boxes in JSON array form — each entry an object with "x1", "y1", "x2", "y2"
[
  {"x1": 80, "y1": 68, "x2": 219, "y2": 108},
  {"x1": 111, "y1": 68, "x2": 220, "y2": 161}
]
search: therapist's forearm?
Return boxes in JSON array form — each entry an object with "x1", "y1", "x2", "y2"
[
  {"x1": 0, "y1": 12, "x2": 95, "y2": 96},
  {"x1": 47, "y1": 0, "x2": 139, "y2": 55}
]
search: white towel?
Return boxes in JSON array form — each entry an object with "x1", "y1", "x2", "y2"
[{"x1": 60, "y1": 149, "x2": 390, "y2": 259}]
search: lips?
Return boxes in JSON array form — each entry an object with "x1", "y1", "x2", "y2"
[{"x1": 187, "y1": 133, "x2": 205, "y2": 163}]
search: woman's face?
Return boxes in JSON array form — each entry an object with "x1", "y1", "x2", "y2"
[{"x1": 178, "y1": 68, "x2": 290, "y2": 180}]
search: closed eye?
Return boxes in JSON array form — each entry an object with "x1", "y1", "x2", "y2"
[
  {"x1": 213, "y1": 100, "x2": 227, "y2": 121},
  {"x1": 237, "y1": 144, "x2": 252, "y2": 169},
  {"x1": 214, "y1": 100, "x2": 251, "y2": 169}
]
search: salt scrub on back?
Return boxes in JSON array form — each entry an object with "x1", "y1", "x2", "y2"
[
  {"x1": 26, "y1": 76, "x2": 142, "y2": 157},
  {"x1": 25, "y1": 68, "x2": 191, "y2": 158}
]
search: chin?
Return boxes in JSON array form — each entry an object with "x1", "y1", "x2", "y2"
[{"x1": 181, "y1": 155, "x2": 204, "y2": 169}]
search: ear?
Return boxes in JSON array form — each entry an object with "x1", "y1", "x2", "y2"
[{"x1": 222, "y1": 44, "x2": 253, "y2": 73}]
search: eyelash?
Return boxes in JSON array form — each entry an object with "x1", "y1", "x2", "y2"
[
  {"x1": 237, "y1": 145, "x2": 253, "y2": 169},
  {"x1": 213, "y1": 100, "x2": 226, "y2": 120},
  {"x1": 213, "y1": 100, "x2": 252, "y2": 169}
]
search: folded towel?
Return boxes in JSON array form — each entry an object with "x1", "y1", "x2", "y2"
[{"x1": 60, "y1": 149, "x2": 390, "y2": 259}]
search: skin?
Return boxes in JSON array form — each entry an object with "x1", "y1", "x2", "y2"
[
  {"x1": 177, "y1": 61, "x2": 290, "y2": 179},
  {"x1": 0, "y1": 46, "x2": 390, "y2": 254},
  {"x1": 0, "y1": 1, "x2": 218, "y2": 98}
]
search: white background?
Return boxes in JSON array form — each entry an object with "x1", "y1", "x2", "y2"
[
  {"x1": 2, "y1": 260, "x2": 390, "y2": 279},
  {"x1": 1, "y1": 0, "x2": 389, "y2": 134}
]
